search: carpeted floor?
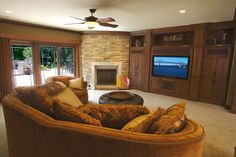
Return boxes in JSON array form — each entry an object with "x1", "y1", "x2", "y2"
[{"x1": 0, "y1": 89, "x2": 236, "y2": 157}]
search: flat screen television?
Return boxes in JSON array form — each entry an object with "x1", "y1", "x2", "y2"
[{"x1": 152, "y1": 56, "x2": 190, "y2": 79}]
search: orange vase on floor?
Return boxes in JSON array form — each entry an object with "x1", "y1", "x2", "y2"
[{"x1": 117, "y1": 75, "x2": 130, "y2": 89}]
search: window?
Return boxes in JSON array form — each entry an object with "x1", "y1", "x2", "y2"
[
  {"x1": 40, "y1": 45, "x2": 75, "y2": 84},
  {"x1": 11, "y1": 44, "x2": 34, "y2": 87},
  {"x1": 10, "y1": 41, "x2": 77, "y2": 86}
]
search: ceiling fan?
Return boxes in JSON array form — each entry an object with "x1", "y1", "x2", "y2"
[{"x1": 65, "y1": 9, "x2": 118, "y2": 29}]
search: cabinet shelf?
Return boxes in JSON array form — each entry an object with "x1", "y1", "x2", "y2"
[
  {"x1": 205, "y1": 28, "x2": 234, "y2": 45},
  {"x1": 152, "y1": 45, "x2": 193, "y2": 50},
  {"x1": 131, "y1": 46, "x2": 145, "y2": 50},
  {"x1": 205, "y1": 44, "x2": 232, "y2": 48},
  {"x1": 152, "y1": 31, "x2": 194, "y2": 46}
]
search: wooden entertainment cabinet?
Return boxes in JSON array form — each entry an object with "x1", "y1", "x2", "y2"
[
  {"x1": 129, "y1": 21, "x2": 235, "y2": 105},
  {"x1": 129, "y1": 30, "x2": 151, "y2": 91}
]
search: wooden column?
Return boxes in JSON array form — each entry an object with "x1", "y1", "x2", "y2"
[
  {"x1": 0, "y1": 38, "x2": 13, "y2": 100},
  {"x1": 32, "y1": 42, "x2": 42, "y2": 85},
  {"x1": 75, "y1": 45, "x2": 80, "y2": 77},
  {"x1": 189, "y1": 24, "x2": 206, "y2": 100}
]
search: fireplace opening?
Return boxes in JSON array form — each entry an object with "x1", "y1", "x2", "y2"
[{"x1": 97, "y1": 69, "x2": 117, "y2": 85}]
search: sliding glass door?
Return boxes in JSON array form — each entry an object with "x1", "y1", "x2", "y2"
[
  {"x1": 40, "y1": 46, "x2": 57, "y2": 84},
  {"x1": 11, "y1": 44, "x2": 34, "y2": 87},
  {"x1": 59, "y1": 47, "x2": 74, "y2": 76},
  {"x1": 40, "y1": 45, "x2": 75, "y2": 84}
]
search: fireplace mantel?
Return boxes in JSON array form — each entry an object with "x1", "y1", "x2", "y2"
[{"x1": 91, "y1": 62, "x2": 122, "y2": 89}]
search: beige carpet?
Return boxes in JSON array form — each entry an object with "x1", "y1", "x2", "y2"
[{"x1": 0, "y1": 89, "x2": 236, "y2": 157}]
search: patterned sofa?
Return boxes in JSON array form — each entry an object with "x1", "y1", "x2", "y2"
[
  {"x1": 45, "y1": 76, "x2": 88, "y2": 104},
  {"x1": 2, "y1": 94, "x2": 205, "y2": 157}
]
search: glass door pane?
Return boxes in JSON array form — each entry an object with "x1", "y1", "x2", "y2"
[
  {"x1": 11, "y1": 45, "x2": 34, "y2": 87},
  {"x1": 40, "y1": 46, "x2": 57, "y2": 84},
  {"x1": 59, "y1": 47, "x2": 74, "y2": 76}
]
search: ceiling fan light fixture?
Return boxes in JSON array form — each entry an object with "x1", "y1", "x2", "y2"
[{"x1": 86, "y1": 21, "x2": 99, "y2": 29}]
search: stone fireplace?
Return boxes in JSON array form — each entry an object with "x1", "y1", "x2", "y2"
[
  {"x1": 80, "y1": 34, "x2": 130, "y2": 89},
  {"x1": 91, "y1": 62, "x2": 122, "y2": 89}
]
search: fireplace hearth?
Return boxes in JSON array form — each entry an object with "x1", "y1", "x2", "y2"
[{"x1": 91, "y1": 62, "x2": 122, "y2": 89}]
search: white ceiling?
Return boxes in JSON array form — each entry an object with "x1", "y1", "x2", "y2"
[{"x1": 0, "y1": 0, "x2": 235, "y2": 32}]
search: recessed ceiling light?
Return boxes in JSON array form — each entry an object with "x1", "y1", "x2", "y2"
[
  {"x1": 5, "y1": 10, "x2": 13, "y2": 14},
  {"x1": 179, "y1": 10, "x2": 186, "y2": 14}
]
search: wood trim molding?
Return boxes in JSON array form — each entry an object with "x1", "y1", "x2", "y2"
[
  {"x1": 206, "y1": 21, "x2": 234, "y2": 30},
  {"x1": 0, "y1": 32, "x2": 80, "y2": 45},
  {"x1": 0, "y1": 38, "x2": 14, "y2": 100}
]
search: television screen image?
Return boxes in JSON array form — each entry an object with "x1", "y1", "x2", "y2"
[{"x1": 152, "y1": 56, "x2": 190, "y2": 79}]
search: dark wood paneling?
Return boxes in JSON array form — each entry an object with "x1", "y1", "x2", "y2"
[
  {"x1": 198, "y1": 46, "x2": 231, "y2": 105},
  {"x1": 189, "y1": 24, "x2": 206, "y2": 100},
  {"x1": 0, "y1": 38, "x2": 14, "y2": 100},
  {"x1": 231, "y1": 90, "x2": 236, "y2": 113}
]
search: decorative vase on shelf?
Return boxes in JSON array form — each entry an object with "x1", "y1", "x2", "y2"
[{"x1": 222, "y1": 32, "x2": 227, "y2": 44}]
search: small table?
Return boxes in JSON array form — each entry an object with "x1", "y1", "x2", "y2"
[{"x1": 99, "y1": 91, "x2": 144, "y2": 105}]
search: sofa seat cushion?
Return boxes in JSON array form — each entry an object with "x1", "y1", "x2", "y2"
[
  {"x1": 78, "y1": 104, "x2": 150, "y2": 129},
  {"x1": 52, "y1": 99, "x2": 102, "y2": 126}
]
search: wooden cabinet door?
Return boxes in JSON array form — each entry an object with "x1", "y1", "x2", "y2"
[
  {"x1": 201, "y1": 56, "x2": 217, "y2": 78},
  {"x1": 213, "y1": 79, "x2": 228, "y2": 103},
  {"x1": 199, "y1": 53, "x2": 230, "y2": 104},
  {"x1": 130, "y1": 53, "x2": 144, "y2": 71},
  {"x1": 215, "y1": 56, "x2": 229, "y2": 78},
  {"x1": 199, "y1": 78, "x2": 214, "y2": 99},
  {"x1": 129, "y1": 72, "x2": 144, "y2": 90},
  {"x1": 137, "y1": 54, "x2": 145, "y2": 71},
  {"x1": 137, "y1": 72, "x2": 144, "y2": 90},
  {"x1": 129, "y1": 54, "x2": 137, "y2": 71},
  {"x1": 199, "y1": 55, "x2": 216, "y2": 99},
  {"x1": 129, "y1": 72, "x2": 138, "y2": 89}
]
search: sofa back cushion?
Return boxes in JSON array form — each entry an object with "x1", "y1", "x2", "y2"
[
  {"x1": 15, "y1": 86, "x2": 38, "y2": 106},
  {"x1": 52, "y1": 99, "x2": 102, "y2": 126},
  {"x1": 52, "y1": 76, "x2": 75, "y2": 86},
  {"x1": 78, "y1": 104, "x2": 150, "y2": 129},
  {"x1": 15, "y1": 81, "x2": 84, "y2": 116}
]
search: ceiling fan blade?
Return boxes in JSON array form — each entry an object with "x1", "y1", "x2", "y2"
[
  {"x1": 69, "y1": 16, "x2": 85, "y2": 21},
  {"x1": 99, "y1": 22, "x2": 118, "y2": 28},
  {"x1": 64, "y1": 22, "x2": 86, "y2": 25},
  {"x1": 97, "y1": 17, "x2": 115, "y2": 23}
]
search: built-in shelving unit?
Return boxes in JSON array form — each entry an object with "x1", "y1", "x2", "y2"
[
  {"x1": 129, "y1": 30, "x2": 151, "y2": 92},
  {"x1": 198, "y1": 21, "x2": 234, "y2": 105},
  {"x1": 129, "y1": 21, "x2": 235, "y2": 106},
  {"x1": 149, "y1": 27, "x2": 195, "y2": 98}
]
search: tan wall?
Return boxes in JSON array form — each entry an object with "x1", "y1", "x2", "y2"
[
  {"x1": 80, "y1": 34, "x2": 130, "y2": 82},
  {"x1": 0, "y1": 22, "x2": 80, "y2": 44}
]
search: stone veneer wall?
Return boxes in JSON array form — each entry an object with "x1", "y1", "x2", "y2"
[{"x1": 80, "y1": 34, "x2": 130, "y2": 83}]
